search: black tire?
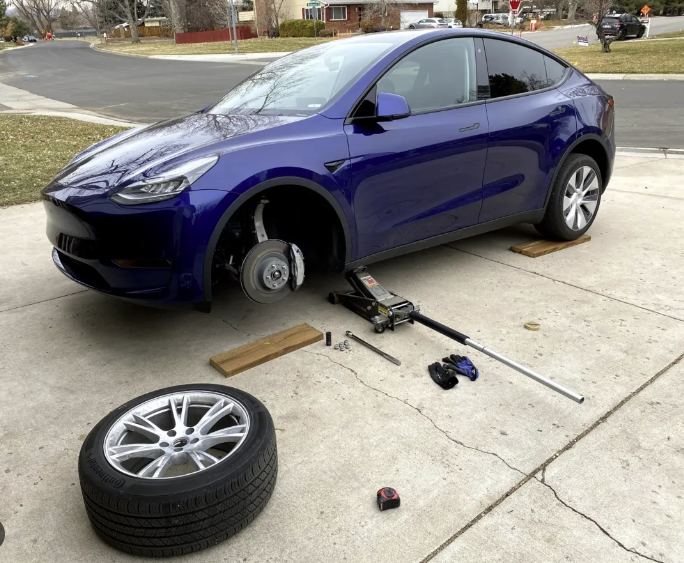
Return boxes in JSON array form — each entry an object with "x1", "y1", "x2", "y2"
[
  {"x1": 637, "y1": 26, "x2": 645, "y2": 38},
  {"x1": 618, "y1": 29, "x2": 627, "y2": 40},
  {"x1": 534, "y1": 153, "x2": 603, "y2": 241},
  {"x1": 78, "y1": 384, "x2": 277, "y2": 557}
]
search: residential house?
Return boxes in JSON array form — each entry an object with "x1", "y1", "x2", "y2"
[{"x1": 256, "y1": 0, "x2": 435, "y2": 34}]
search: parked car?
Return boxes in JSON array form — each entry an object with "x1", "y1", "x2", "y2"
[
  {"x1": 407, "y1": 18, "x2": 449, "y2": 29},
  {"x1": 43, "y1": 29, "x2": 615, "y2": 311},
  {"x1": 479, "y1": 13, "x2": 510, "y2": 26},
  {"x1": 445, "y1": 18, "x2": 463, "y2": 28},
  {"x1": 599, "y1": 14, "x2": 646, "y2": 39},
  {"x1": 22, "y1": 35, "x2": 38, "y2": 42}
]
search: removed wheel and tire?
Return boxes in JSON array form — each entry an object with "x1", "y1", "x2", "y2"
[
  {"x1": 535, "y1": 154, "x2": 602, "y2": 241},
  {"x1": 78, "y1": 384, "x2": 277, "y2": 557}
]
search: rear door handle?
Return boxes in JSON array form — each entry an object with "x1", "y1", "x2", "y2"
[
  {"x1": 459, "y1": 123, "x2": 480, "y2": 132},
  {"x1": 549, "y1": 106, "x2": 566, "y2": 116}
]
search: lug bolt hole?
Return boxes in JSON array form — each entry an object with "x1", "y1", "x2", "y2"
[
  {"x1": 190, "y1": 438, "x2": 199, "y2": 444},
  {"x1": 174, "y1": 447, "x2": 183, "y2": 452},
  {"x1": 167, "y1": 430, "x2": 177, "y2": 437},
  {"x1": 185, "y1": 428, "x2": 194, "y2": 435},
  {"x1": 160, "y1": 442, "x2": 169, "y2": 447}
]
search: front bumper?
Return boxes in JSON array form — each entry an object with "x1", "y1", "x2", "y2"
[{"x1": 43, "y1": 186, "x2": 234, "y2": 310}]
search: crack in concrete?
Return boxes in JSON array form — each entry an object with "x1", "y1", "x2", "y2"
[
  {"x1": 304, "y1": 350, "x2": 525, "y2": 476},
  {"x1": 210, "y1": 314, "x2": 260, "y2": 338},
  {"x1": 536, "y1": 477, "x2": 666, "y2": 563},
  {"x1": 446, "y1": 246, "x2": 684, "y2": 324},
  {"x1": 0, "y1": 289, "x2": 88, "y2": 314},
  {"x1": 420, "y1": 351, "x2": 684, "y2": 562}
]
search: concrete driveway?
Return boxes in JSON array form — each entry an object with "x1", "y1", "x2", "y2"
[{"x1": 1, "y1": 152, "x2": 683, "y2": 562}]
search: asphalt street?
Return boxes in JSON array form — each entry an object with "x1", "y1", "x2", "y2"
[
  {"x1": 0, "y1": 41, "x2": 263, "y2": 121},
  {"x1": 521, "y1": 15, "x2": 684, "y2": 49},
  {"x1": 1, "y1": 18, "x2": 683, "y2": 147}
]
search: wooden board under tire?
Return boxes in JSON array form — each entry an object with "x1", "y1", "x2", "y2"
[
  {"x1": 210, "y1": 323, "x2": 323, "y2": 378},
  {"x1": 510, "y1": 235, "x2": 591, "y2": 258}
]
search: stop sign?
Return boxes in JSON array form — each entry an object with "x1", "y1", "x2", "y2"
[{"x1": 509, "y1": 0, "x2": 521, "y2": 10}]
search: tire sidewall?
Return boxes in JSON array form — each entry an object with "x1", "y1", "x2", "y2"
[
  {"x1": 79, "y1": 384, "x2": 274, "y2": 499},
  {"x1": 550, "y1": 154, "x2": 603, "y2": 240}
]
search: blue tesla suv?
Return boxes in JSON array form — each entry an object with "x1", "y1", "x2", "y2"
[{"x1": 42, "y1": 29, "x2": 615, "y2": 311}]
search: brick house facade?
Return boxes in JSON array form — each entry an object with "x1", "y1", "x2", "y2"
[
  {"x1": 317, "y1": 3, "x2": 434, "y2": 33},
  {"x1": 255, "y1": 0, "x2": 434, "y2": 35}
]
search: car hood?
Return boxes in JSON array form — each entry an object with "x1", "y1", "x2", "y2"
[{"x1": 47, "y1": 113, "x2": 300, "y2": 193}]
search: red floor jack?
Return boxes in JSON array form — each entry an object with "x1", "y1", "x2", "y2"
[{"x1": 329, "y1": 267, "x2": 585, "y2": 404}]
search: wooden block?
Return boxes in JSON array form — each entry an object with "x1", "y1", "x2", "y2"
[
  {"x1": 510, "y1": 235, "x2": 591, "y2": 258},
  {"x1": 210, "y1": 323, "x2": 323, "y2": 378}
]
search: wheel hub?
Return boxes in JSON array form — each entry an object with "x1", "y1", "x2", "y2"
[{"x1": 259, "y1": 257, "x2": 289, "y2": 291}]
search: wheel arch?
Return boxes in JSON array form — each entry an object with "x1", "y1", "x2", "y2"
[
  {"x1": 202, "y1": 177, "x2": 352, "y2": 305},
  {"x1": 544, "y1": 134, "x2": 612, "y2": 209}
]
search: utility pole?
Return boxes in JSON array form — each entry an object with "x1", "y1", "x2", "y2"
[{"x1": 229, "y1": 0, "x2": 239, "y2": 53}]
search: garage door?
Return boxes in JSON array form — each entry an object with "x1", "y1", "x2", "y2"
[{"x1": 400, "y1": 10, "x2": 428, "y2": 29}]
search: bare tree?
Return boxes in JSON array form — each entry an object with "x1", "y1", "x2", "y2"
[
  {"x1": 363, "y1": 0, "x2": 399, "y2": 29},
  {"x1": 567, "y1": 0, "x2": 577, "y2": 21},
  {"x1": 161, "y1": 0, "x2": 187, "y2": 33},
  {"x1": 12, "y1": 0, "x2": 60, "y2": 34},
  {"x1": 455, "y1": 0, "x2": 467, "y2": 28},
  {"x1": 99, "y1": 0, "x2": 151, "y2": 42},
  {"x1": 585, "y1": 0, "x2": 616, "y2": 52}
]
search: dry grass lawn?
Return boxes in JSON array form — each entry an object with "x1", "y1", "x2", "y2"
[
  {"x1": 99, "y1": 36, "x2": 337, "y2": 56},
  {"x1": 0, "y1": 115, "x2": 126, "y2": 207},
  {"x1": 554, "y1": 36, "x2": 684, "y2": 74}
]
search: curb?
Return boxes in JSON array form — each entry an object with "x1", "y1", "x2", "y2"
[
  {"x1": 587, "y1": 73, "x2": 684, "y2": 81},
  {"x1": 616, "y1": 147, "x2": 684, "y2": 158},
  {"x1": 0, "y1": 109, "x2": 143, "y2": 127}
]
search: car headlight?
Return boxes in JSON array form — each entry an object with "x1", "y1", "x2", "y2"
[{"x1": 110, "y1": 155, "x2": 219, "y2": 205}]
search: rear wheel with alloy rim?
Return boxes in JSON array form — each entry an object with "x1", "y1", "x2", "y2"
[
  {"x1": 78, "y1": 384, "x2": 277, "y2": 557},
  {"x1": 535, "y1": 154, "x2": 602, "y2": 241}
]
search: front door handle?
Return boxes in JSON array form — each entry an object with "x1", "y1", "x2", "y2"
[
  {"x1": 549, "y1": 106, "x2": 566, "y2": 116},
  {"x1": 459, "y1": 123, "x2": 480, "y2": 132}
]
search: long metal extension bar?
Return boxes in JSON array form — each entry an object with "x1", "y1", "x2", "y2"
[{"x1": 409, "y1": 311, "x2": 584, "y2": 404}]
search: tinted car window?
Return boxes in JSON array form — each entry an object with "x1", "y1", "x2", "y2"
[
  {"x1": 544, "y1": 56, "x2": 567, "y2": 86},
  {"x1": 377, "y1": 37, "x2": 477, "y2": 112},
  {"x1": 484, "y1": 39, "x2": 551, "y2": 99}
]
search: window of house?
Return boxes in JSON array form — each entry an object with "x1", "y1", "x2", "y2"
[
  {"x1": 304, "y1": 7, "x2": 323, "y2": 20},
  {"x1": 330, "y1": 6, "x2": 347, "y2": 20},
  {"x1": 377, "y1": 37, "x2": 477, "y2": 113}
]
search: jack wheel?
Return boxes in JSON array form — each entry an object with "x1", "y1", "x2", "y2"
[
  {"x1": 374, "y1": 324, "x2": 385, "y2": 334},
  {"x1": 328, "y1": 292, "x2": 341, "y2": 305}
]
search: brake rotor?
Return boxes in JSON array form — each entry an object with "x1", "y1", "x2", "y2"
[{"x1": 240, "y1": 240, "x2": 292, "y2": 304}]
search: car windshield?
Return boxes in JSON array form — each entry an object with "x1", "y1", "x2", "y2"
[
  {"x1": 603, "y1": 16, "x2": 620, "y2": 21},
  {"x1": 437, "y1": 19, "x2": 447, "y2": 23},
  {"x1": 208, "y1": 40, "x2": 396, "y2": 117}
]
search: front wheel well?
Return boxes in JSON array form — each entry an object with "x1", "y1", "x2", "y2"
[
  {"x1": 211, "y1": 185, "x2": 347, "y2": 282},
  {"x1": 571, "y1": 139, "x2": 610, "y2": 187}
]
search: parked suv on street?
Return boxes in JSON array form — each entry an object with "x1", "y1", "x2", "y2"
[
  {"x1": 599, "y1": 14, "x2": 646, "y2": 39},
  {"x1": 43, "y1": 29, "x2": 615, "y2": 311}
]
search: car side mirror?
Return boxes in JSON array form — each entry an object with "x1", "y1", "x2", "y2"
[{"x1": 376, "y1": 92, "x2": 410, "y2": 121}]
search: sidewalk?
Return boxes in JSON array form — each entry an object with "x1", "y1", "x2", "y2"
[{"x1": 0, "y1": 82, "x2": 142, "y2": 126}]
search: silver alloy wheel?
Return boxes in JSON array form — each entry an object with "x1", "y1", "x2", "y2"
[
  {"x1": 104, "y1": 391, "x2": 250, "y2": 479},
  {"x1": 563, "y1": 165, "x2": 600, "y2": 230}
]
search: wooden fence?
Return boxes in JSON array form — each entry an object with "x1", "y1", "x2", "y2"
[{"x1": 111, "y1": 26, "x2": 173, "y2": 38}]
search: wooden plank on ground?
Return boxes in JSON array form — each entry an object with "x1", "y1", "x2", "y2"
[
  {"x1": 210, "y1": 323, "x2": 323, "y2": 378},
  {"x1": 510, "y1": 235, "x2": 591, "y2": 258}
]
